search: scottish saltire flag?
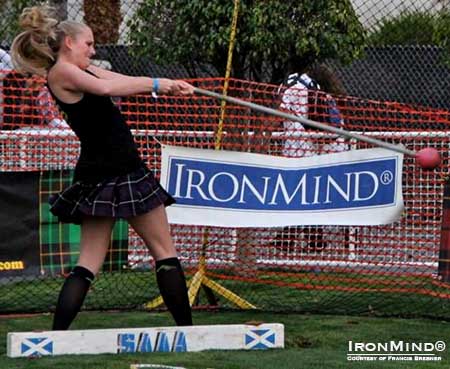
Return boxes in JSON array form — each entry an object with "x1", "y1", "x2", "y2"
[
  {"x1": 245, "y1": 329, "x2": 277, "y2": 349},
  {"x1": 160, "y1": 145, "x2": 404, "y2": 227},
  {"x1": 20, "y1": 337, "x2": 53, "y2": 356}
]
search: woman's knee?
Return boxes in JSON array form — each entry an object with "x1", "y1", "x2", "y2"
[
  {"x1": 78, "y1": 216, "x2": 116, "y2": 274},
  {"x1": 140, "y1": 227, "x2": 177, "y2": 259}
]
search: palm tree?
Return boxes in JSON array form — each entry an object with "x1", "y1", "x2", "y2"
[{"x1": 83, "y1": 0, "x2": 122, "y2": 44}]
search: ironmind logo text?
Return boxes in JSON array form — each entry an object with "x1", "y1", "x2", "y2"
[{"x1": 166, "y1": 157, "x2": 398, "y2": 211}]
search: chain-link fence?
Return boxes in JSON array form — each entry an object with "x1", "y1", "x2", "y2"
[
  {"x1": 1, "y1": 0, "x2": 450, "y2": 320},
  {"x1": 2, "y1": 1, "x2": 450, "y2": 105}
]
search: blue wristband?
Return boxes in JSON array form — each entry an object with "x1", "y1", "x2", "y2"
[{"x1": 152, "y1": 78, "x2": 160, "y2": 94}]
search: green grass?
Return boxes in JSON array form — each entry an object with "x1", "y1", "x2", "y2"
[
  {"x1": 1, "y1": 311, "x2": 450, "y2": 369},
  {"x1": 2, "y1": 270, "x2": 450, "y2": 319}
]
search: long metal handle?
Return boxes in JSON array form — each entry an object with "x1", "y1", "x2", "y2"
[{"x1": 193, "y1": 87, "x2": 416, "y2": 157}]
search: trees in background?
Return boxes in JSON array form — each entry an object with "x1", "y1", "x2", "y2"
[
  {"x1": 84, "y1": 0, "x2": 122, "y2": 44},
  {"x1": 127, "y1": 0, "x2": 366, "y2": 83},
  {"x1": 0, "y1": 0, "x2": 42, "y2": 44},
  {"x1": 367, "y1": 10, "x2": 450, "y2": 65}
]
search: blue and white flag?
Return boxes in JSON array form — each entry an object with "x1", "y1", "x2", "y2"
[{"x1": 160, "y1": 146, "x2": 404, "y2": 227}]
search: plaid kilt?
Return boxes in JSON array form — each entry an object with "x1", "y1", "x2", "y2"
[{"x1": 49, "y1": 166, "x2": 175, "y2": 224}]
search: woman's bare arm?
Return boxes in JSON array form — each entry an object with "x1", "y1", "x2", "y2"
[{"x1": 49, "y1": 62, "x2": 193, "y2": 97}]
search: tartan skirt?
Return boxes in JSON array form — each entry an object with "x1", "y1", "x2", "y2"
[{"x1": 49, "y1": 166, "x2": 175, "y2": 224}]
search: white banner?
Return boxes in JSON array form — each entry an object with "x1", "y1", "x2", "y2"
[{"x1": 160, "y1": 146, "x2": 404, "y2": 227}]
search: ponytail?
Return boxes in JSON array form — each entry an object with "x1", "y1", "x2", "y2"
[{"x1": 11, "y1": 6, "x2": 87, "y2": 76}]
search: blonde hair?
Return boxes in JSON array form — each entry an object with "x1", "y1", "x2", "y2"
[{"x1": 11, "y1": 6, "x2": 87, "y2": 76}]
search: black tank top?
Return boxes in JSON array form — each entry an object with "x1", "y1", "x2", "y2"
[{"x1": 47, "y1": 72, "x2": 143, "y2": 183}]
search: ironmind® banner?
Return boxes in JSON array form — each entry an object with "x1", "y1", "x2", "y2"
[{"x1": 161, "y1": 146, "x2": 404, "y2": 227}]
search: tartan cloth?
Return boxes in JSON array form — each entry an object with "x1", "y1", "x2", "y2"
[
  {"x1": 49, "y1": 166, "x2": 175, "y2": 225},
  {"x1": 40, "y1": 170, "x2": 129, "y2": 275}
]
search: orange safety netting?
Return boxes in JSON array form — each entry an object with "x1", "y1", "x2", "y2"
[{"x1": 1, "y1": 75, "x2": 450, "y2": 317}]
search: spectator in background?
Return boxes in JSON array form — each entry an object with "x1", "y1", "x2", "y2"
[
  {"x1": 2, "y1": 70, "x2": 41, "y2": 129},
  {"x1": 36, "y1": 83, "x2": 69, "y2": 129},
  {"x1": 0, "y1": 48, "x2": 13, "y2": 70},
  {"x1": 280, "y1": 63, "x2": 347, "y2": 157},
  {"x1": 277, "y1": 63, "x2": 348, "y2": 253},
  {"x1": 2, "y1": 71, "x2": 68, "y2": 130},
  {"x1": 0, "y1": 48, "x2": 14, "y2": 127}
]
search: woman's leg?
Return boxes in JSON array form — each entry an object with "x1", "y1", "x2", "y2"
[
  {"x1": 128, "y1": 205, "x2": 192, "y2": 326},
  {"x1": 52, "y1": 216, "x2": 115, "y2": 330}
]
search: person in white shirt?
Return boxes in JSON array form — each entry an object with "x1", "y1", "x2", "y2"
[
  {"x1": 280, "y1": 66, "x2": 347, "y2": 158},
  {"x1": 0, "y1": 48, "x2": 14, "y2": 126},
  {"x1": 0, "y1": 48, "x2": 13, "y2": 70},
  {"x1": 277, "y1": 64, "x2": 349, "y2": 253}
]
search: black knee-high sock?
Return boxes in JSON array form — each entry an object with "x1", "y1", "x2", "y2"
[
  {"x1": 52, "y1": 265, "x2": 94, "y2": 330},
  {"x1": 155, "y1": 257, "x2": 192, "y2": 326}
]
